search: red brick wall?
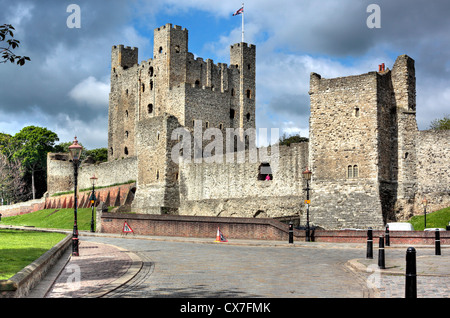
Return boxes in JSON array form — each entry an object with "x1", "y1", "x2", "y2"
[
  {"x1": 100, "y1": 213, "x2": 449, "y2": 245},
  {"x1": 0, "y1": 183, "x2": 135, "y2": 217}
]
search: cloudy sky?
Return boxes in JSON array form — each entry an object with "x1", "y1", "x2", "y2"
[{"x1": 1, "y1": 0, "x2": 449, "y2": 149}]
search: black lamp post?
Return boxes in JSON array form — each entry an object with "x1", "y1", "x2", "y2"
[
  {"x1": 89, "y1": 174, "x2": 98, "y2": 233},
  {"x1": 422, "y1": 198, "x2": 427, "y2": 229},
  {"x1": 69, "y1": 136, "x2": 83, "y2": 256},
  {"x1": 302, "y1": 167, "x2": 312, "y2": 242}
]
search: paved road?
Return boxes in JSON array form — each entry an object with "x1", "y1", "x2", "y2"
[
  {"x1": 72, "y1": 236, "x2": 371, "y2": 298},
  {"x1": 34, "y1": 233, "x2": 449, "y2": 300}
]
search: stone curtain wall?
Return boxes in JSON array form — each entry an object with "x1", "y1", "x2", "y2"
[
  {"x1": 415, "y1": 129, "x2": 450, "y2": 213},
  {"x1": 179, "y1": 143, "x2": 309, "y2": 219},
  {"x1": 46, "y1": 153, "x2": 137, "y2": 195}
]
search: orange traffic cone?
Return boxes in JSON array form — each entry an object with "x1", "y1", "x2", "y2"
[{"x1": 214, "y1": 227, "x2": 228, "y2": 242}]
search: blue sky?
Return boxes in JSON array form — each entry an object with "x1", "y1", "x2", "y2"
[{"x1": 1, "y1": 0, "x2": 449, "y2": 149}]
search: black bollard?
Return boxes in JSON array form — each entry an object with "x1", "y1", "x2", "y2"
[
  {"x1": 366, "y1": 227, "x2": 373, "y2": 259},
  {"x1": 378, "y1": 235, "x2": 385, "y2": 269},
  {"x1": 405, "y1": 247, "x2": 417, "y2": 298},
  {"x1": 385, "y1": 225, "x2": 390, "y2": 246},
  {"x1": 288, "y1": 221, "x2": 294, "y2": 244},
  {"x1": 435, "y1": 230, "x2": 441, "y2": 255}
]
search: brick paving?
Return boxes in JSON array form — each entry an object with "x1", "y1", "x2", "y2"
[
  {"x1": 45, "y1": 241, "x2": 138, "y2": 298},
  {"x1": 33, "y1": 233, "x2": 449, "y2": 299}
]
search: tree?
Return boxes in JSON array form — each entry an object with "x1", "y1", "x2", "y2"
[
  {"x1": 278, "y1": 133, "x2": 309, "y2": 146},
  {"x1": 430, "y1": 114, "x2": 450, "y2": 131},
  {"x1": 12, "y1": 126, "x2": 59, "y2": 199},
  {"x1": 0, "y1": 152, "x2": 26, "y2": 204},
  {"x1": 0, "y1": 24, "x2": 30, "y2": 66},
  {"x1": 86, "y1": 148, "x2": 108, "y2": 163}
]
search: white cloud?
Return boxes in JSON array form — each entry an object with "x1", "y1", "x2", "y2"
[{"x1": 68, "y1": 76, "x2": 110, "y2": 108}]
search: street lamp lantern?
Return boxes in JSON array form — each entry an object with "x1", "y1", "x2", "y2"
[
  {"x1": 69, "y1": 136, "x2": 83, "y2": 256},
  {"x1": 302, "y1": 167, "x2": 312, "y2": 181},
  {"x1": 302, "y1": 166, "x2": 312, "y2": 242},
  {"x1": 68, "y1": 136, "x2": 83, "y2": 162}
]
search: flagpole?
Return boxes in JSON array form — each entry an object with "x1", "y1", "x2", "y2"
[{"x1": 242, "y1": 3, "x2": 245, "y2": 43}]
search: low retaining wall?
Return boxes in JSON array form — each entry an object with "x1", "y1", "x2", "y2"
[
  {"x1": 0, "y1": 230, "x2": 71, "y2": 298},
  {"x1": 100, "y1": 213, "x2": 450, "y2": 245},
  {"x1": 0, "y1": 198, "x2": 46, "y2": 218},
  {"x1": 312, "y1": 229, "x2": 449, "y2": 245},
  {"x1": 100, "y1": 213, "x2": 295, "y2": 241}
]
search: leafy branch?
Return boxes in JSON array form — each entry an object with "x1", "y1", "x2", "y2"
[{"x1": 0, "y1": 24, "x2": 30, "y2": 66}]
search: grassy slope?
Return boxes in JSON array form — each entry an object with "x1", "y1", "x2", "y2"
[
  {"x1": 0, "y1": 229, "x2": 66, "y2": 280},
  {"x1": 409, "y1": 206, "x2": 450, "y2": 231},
  {"x1": 1, "y1": 208, "x2": 96, "y2": 231}
]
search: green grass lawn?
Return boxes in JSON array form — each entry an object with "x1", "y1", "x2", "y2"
[
  {"x1": 409, "y1": 206, "x2": 450, "y2": 231},
  {"x1": 0, "y1": 229, "x2": 66, "y2": 280},
  {"x1": 1, "y1": 208, "x2": 97, "y2": 231}
]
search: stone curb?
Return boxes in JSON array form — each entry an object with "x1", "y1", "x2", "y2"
[{"x1": 346, "y1": 258, "x2": 450, "y2": 277}]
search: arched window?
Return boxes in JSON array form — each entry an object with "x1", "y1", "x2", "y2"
[
  {"x1": 246, "y1": 113, "x2": 251, "y2": 121},
  {"x1": 246, "y1": 89, "x2": 252, "y2": 99},
  {"x1": 353, "y1": 165, "x2": 359, "y2": 178},
  {"x1": 124, "y1": 147, "x2": 128, "y2": 155},
  {"x1": 159, "y1": 46, "x2": 163, "y2": 54},
  {"x1": 195, "y1": 80, "x2": 200, "y2": 87},
  {"x1": 347, "y1": 165, "x2": 353, "y2": 179},
  {"x1": 148, "y1": 104, "x2": 153, "y2": 114},
  {"x1": 355, "y1": 107, "x2": 360, "y2": 117}
]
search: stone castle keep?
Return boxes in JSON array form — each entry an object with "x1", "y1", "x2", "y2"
[{"x1": 45, "y1": 23, "x2": 450, "y2": 230}]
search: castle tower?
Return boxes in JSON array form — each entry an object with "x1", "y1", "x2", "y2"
[
  {"x1": 391, "y1": 55, "x2": 418, "y2": 202},
  {"x1": 308, "y1": 69, "x2": 385, "y2": 229},
  {"x1": 230, "y1": 43, "x2": 256, "y2": 133},
  {"x1": 308, "y1": 55, "x2": 419, "y2": 229},
  {"x1": 151, "y1": 24, "x2": 189, "y2": 119},
  {"x1": 108, "y1": 24, "x2": 257, "y2": 215},
  {"x1": 108, "y1": 45, "x2": 139, "y2": 161}
]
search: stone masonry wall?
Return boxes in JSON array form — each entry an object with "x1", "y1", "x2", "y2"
[
  {"x1": 413, "y1": 129, "x2": 450, "y2": 215},
  {"x1": 46, "y1": 153, "x2": 137, "y2": 195},
  {"x1": 179, "y1": 143, "x2": 309, "y2": 219},
  {"x1": 308, "y1": 71, "x2": 385, "y2": 229}
]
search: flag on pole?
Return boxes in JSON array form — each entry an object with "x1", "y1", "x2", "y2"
[
  {"x1": 233, "y1": 6, "x2": 244, "y2": 16},
  {"x1": 233, "y1": 3, "x2": 245, "y2": 42}
]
